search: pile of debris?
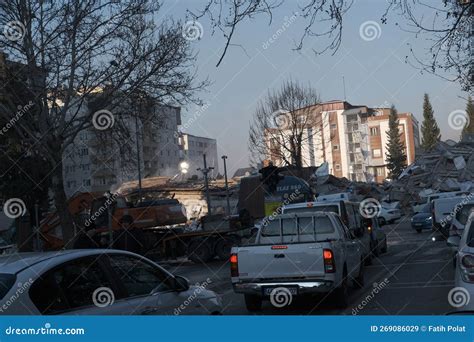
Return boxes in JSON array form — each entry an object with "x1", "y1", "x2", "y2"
[{"x1": 388, "y1": 138, "x2": 474, "y2": 208}]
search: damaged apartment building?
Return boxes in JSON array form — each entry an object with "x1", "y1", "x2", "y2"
[{"x1": 267, "y1": 100, "x2": 420, "y2": 183}]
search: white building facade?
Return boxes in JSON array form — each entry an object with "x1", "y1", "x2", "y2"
[{"x1": 180, "y1": 133, "x2": 219, "y2": 179}]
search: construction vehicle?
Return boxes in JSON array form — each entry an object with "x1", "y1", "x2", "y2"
[{"x1": 40, "y1": 166, "x2": 312, "y2": 263}]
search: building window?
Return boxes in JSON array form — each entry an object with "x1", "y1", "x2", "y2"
[
  {"x1": 375, "y1": 167, "x2": 385, "y2": 177},
  {"x1": 83, "y1": 179, "x2": 91, "y2": 186},
  {"x1": 330, "y1": 123, "x2": 337, "y2": 130},
  {"x1": 370, "y1": 127, "x2": 380, "y2": 136},
  {"x1": 335, "y1": 164, "x2": 341, "y2": 170},
  {"x1": 333, "y1": 145, "x2": 339, "y2": 151},
  {"x1": 372, "y1": 149, "x2": 382, "y2": 158}
]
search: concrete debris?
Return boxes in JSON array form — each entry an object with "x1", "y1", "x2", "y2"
[{"x1": 388, "y1": 140, "x2": 474, "y2": 210}]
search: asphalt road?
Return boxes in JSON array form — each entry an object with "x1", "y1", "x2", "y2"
[{"x1": 163, "y1": 216, "x2": 455, "y2": 315}]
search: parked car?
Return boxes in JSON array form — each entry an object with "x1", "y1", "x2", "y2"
[
  {"x1": 432, "y1": 195, "x2": 471, "y2": 237},
  {"x1": 410, "y1": 204, "x2": 432, "y2": 233},
  {"x1": 448, "y1": 200, "x2": 474, "y2": 239},
  {"x1": 231, "y1": 212, "x2": 364, "y2": 312},
  {"x1": 0, "y1": 250, "x2": 222, "y2": 315},
  {"x1": 282, "y1": 199, "x2": 373, "y2": 265},
  {"x1": 364, "y1": 216, "x2": 387, "y2": 256},
  {"x1": 377, "y1": 206, "x2": 402, "y2": 225},
  {"x1": 447, "y1": 212, "x2": 474, "y2": 311}
]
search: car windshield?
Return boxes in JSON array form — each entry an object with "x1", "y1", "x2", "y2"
[
  {"x1": 261, "y1": 216, "x2": 334, "y2": 237},
  {"x1": 466, "y1": 221, "x2": 474, "y2": 248},
  {"x1": 420, "y1": 204, "x2": 430, "y2": 213},
  {"x1": 456, "y1": 205, "x2": 474, "y2": 225},
  {"x1": 0, "y1": 274, "x2": 16, "y2": 300}
]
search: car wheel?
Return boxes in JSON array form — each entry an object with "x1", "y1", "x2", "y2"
[
  {"x1": 364, "y1": 253, "x2": 372, "y2": 266},
  {"x1": 188, "y1": 240, "x2": 213, "y2": 263},
  {"x1": 244, "y1": 294, "x2": 262, "y2": 312},
  {"x1": 378, "y1": 217, "x2": 386, "y2": 226},
  {"x1": 372, "y1": 241, "x2": 380, "y2": 257},
  {"x1": 381, "y1": 239, "x2": 388, "y2": 253},
  {"x1": 334, "y1": 268, "x2": 349, "y2": 308},
  {"x1": 353, "y1": 261, "x2": 365, "y2": 289},
  {"x1": 416, "y1": 228, "x2": 422, "y2": 233}
]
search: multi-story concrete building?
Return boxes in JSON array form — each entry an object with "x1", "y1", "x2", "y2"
[
  {"x1": 179, "y1": 133, "x2": 219, "y2": 179},
  {"x1": 63, "y1": 103, "x2": 182, "y2": 197},
  {"x1": 267, "y1": 100, "x2": 419, "y2": 183}
]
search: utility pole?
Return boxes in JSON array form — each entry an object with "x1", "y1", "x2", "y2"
[
  {"x1": 198, "y1": 154, "x2": 214, "y2": 216},
  {"x1": 221, "y1": 155, "x2": 231, "y2": 215},
  {"x1": 135, "y1": 99, "x2": 142, "y2": 202}
]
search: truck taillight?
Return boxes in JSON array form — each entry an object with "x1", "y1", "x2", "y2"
[
  {"x1": 323, "y1": 249, "x2": 335, "y2": 273},
  {"x1": 230, "y1": 253, "x2": 239, "y2": 277}
]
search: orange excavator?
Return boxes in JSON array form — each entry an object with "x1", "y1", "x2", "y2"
[{"x1": 40, "y1": 192, "x2": 188, "y2": 250}]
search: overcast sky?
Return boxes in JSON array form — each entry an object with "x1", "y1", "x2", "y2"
[{"x1": 161, "y1": 0, "x2": 468, "y2": 175}]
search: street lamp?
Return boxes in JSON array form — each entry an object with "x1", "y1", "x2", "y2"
[{"x1": 221, "y1": 155, "x2": 231, "y2": 215}]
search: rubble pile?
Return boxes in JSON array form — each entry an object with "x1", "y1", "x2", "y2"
[{"x1": 388, "y1": 139, "x2": 474, "y2": 208}]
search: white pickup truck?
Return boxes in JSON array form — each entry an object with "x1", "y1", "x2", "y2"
[{"x1": 231, "y1": 212, "x2": 364, "y2": 312}]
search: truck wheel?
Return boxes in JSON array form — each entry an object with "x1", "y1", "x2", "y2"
[
  {"x1": 188, "y1": 240, "x2": 213, "y2": 263},
  {"x1": 334, "y1": 269, "x2": 349, "y2": 308},
  {"x1": 215, "y1": 238, "x2": 234, "y2": 261},
  {"x1": 244, "y1": 294, "x2": 262, "y2": 312}
]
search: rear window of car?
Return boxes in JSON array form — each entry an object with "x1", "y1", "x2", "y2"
[
  {"x1": 261, "y1": 216, "x2": 335, "y2": 237},
  {"x1": 0, "y1": 274, "x2": 16, "y2": 300},
  {"x1": 284, "y1": 205, "x2": 339, "y2": 215}
]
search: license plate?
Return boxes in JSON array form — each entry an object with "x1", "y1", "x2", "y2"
[
  {"x1": 414, "y1": 223, "x2": 422, "y2": 227},
  {"x1": 262, "y1": 286, "x2": 298, "y2": 296}
]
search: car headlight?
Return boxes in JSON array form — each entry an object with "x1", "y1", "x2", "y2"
[{"x1": 425, "y1": 216, "x2": 432, "y2": 221}]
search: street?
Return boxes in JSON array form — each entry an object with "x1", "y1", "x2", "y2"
[{"x1": 164, "y1": 216, "x2": 455, "y2": 315}]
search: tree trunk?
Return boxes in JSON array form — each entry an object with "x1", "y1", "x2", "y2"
[{"x1": 51, "y1": 158, "x2": 75, "y2": 249}]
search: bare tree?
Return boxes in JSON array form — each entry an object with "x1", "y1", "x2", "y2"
[
  {"x1": 0, "y1": 0, "x2": 206, "y2": 246},
  {"x1": 195, "y1": 0, "x2": 471, "y2": 90},
  {"x1": 249, "y1": 79, "x2": 320, "y2": 171},
  {"x1": 383, "y1": 0, "x2": 473, "y2": 92},
  {"x1": 190, "y1": 0, "x2": 351, "y2": 67}
]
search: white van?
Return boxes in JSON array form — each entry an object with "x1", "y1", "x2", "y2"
[
  {"x1": 414, "y1": 191, "x2": 469, "y2": 213},
  {"x1": 432, "y1": 194, "x2": 474, "y2": 237}
]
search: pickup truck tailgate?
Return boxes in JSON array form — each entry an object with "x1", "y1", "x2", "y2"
[{"x1": 236, "y1": 243, "x2": 325, "y2": 280}]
